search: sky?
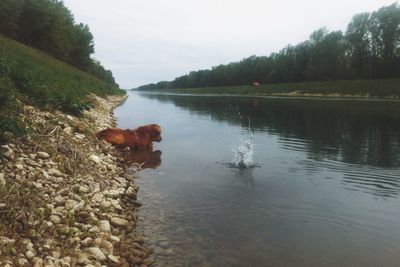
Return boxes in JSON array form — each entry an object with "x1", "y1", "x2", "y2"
[{"x1": 62, "y1": 0, "x2": 396, "y2": 89}]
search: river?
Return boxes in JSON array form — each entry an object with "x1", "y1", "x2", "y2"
[{"x1": 114, "y1": 92, "x2": 400, "y2": 267}]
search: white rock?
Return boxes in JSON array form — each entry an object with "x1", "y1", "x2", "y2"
[
  {"x1": 94, "y1": 238, "x2": 114, "y2": 255},
  {"x1": 54, "y1": 196, "x2": 66, "y2": 206},
  {"x1": 0, "y1": 173, "x2": 5, "y2": 186},
  {"x1": 100, "y1": 201, "x2": 111, "y2": 209},
  {"x1": 32, "y1": 257, "x2": 44, "y2": 267},
  {"x1": 65, "y1": 199, "x2": 79, "y2": 211},
  {"x1": 15, "y1": 164, "x2": 24, "y2": 170},
  {"x1": 79, "y1": 186, "x2": 89, "y2": 194},
  {"x1": 18, "y1": 258, "x2": 29, "y2": 266},
  {"x1": 49, "y1": 168, "x2": 63, "y2": 177},
  {"x1": 99, "y1": 220, "x2": 111, "y2": 233},
  {"x1": 89, "y1": 155, "x2": 101, "y2": 164},
  {"x1": 92, "y1": 193, "x2": 104, "y2": 203},
  {"x1": 26, "y1": 250, "x2": 36, "y2": 260},
  {"x1": 109, "y1": 235, "x2": 120, "y2": 244},
  {"x1": 50, "y1": 215, "x2": 61, "y2": 224},
  {"x1": 86, "y1": 247, "x2": 106, "y2": 261},
  {"x1": 81, "y1": 237, "x2": 93, "y2": 247},
  {"x1": 104, "y1": 189, "x2": 121, "y2": 198},
  {"x1": 108, "y1": 255, "x2": 121, "y2": 264},
  {"x1": 63, "y1": 127, "x2": 73, "y2": 135},
  {"x1": 37, "y1": 152, "x2": 50, "y2": 159},
  {"x1": 125, "y1": 186, "x2": 136, "y2": 197},
  {"x1": 3, "y1": 150, "x2": 13, "y2": 160}
]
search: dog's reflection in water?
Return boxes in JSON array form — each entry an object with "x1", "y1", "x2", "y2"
[{"x1": 123, "y1": 149, "x2": 162, "y2": 169}]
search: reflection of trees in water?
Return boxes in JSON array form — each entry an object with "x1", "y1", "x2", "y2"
[{"x1": 143, "y1": 93, "x2": 400, "y2": 168}]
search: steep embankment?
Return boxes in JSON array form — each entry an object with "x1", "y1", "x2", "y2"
[
  {"x1": 0, "y1": 37, "x2": 152, "y2": 265},
  {"x1": 0, "y1": 35, "x2": 124, "y2": 142}
]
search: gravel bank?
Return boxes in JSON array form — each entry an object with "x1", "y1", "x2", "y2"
[{"x1": 0, "y1": 94, "x2": 153, "y2": 267}]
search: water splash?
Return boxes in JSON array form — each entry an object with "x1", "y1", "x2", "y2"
[{"x1": 231, "y1": 117, "x2": 256, "y2": 169}]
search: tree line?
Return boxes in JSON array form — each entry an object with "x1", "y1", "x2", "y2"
[
  {"x1": 0, "y1": 0, "x2": 117, "y2": 86},
  {"x1": 139, "y1": 3, "x2": 400, "y2": 90}
]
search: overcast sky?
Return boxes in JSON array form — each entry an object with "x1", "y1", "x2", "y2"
[{"x1": 63, "y1": 0, "x2": 395, "y2": 88}]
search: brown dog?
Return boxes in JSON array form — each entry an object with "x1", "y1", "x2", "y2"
[{"x1": 96, "y1": 124, "x2": 162, "y2": 150}]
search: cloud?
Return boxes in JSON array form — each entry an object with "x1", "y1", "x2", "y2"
[{"x1": 63, "y1": 0, "x2": 395, "y2": 88}]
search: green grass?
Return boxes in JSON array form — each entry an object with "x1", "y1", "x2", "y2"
[
  {"x1": 140, "y1": 78, "x2": 400, "y2": 98},
  {"x1": 0, "y1": 35, "x2": 125, "y2": 142}
]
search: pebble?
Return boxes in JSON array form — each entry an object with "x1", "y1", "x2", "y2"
[
  {"x1": 0, "y1": 173, "x2": 5, "y2": 185},
  {"x1": 100, "y1": 201, "x2": 112, "y2": 209},
  {"x1": 92, "y1": 192, "x2": 104, "y2": 203},
  {"x1": 86, "y1": 247, "x2": 107, "y2": 261},
  {"x1": 89, "y1": 155, "x2": 101, "y2": 164},
  {"x1": 63, "y1": 127, "x2": 73, "y2": 135},
  {"x1": 99, "y1": 220, "x2": 111, "y2": 233},
  {"x1": 79, "y1": 186, "x2": 90, "y2": 194},
  {"x1": 54, "y1": 196, "x2": 66, "y2": 206},
  {"x1": 110, "y1": 217, "x2": 129, "y2": 227},
  {"x1": 3, "y1": 150, "x2": 13, "y2": 160},
  {"x1": 50, "y1": 215, "x2": 61, "y2": 224},
  {"x1": 25, "y1": 250, "x2": 36, "y2": 260},
  {"x1": 15, "y1": 164, "x2": 24, "y2": 170},
  {"x1": 37, "y1": 152, "x2": 50, "y2": 159},
  {"x1": 108, "y1": 255, "x2": 121, "y2": 264}
]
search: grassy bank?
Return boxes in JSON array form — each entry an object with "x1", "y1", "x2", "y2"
[
  {"x1": 138, "y1": 78, "x2": 400, "y2": 98},
  {"x1": 0, "y1": 35, "x2": 125, "y2": 142}
]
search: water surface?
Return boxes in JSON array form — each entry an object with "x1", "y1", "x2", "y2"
[{"x1": 115, "y1": 92, "x2": 400, "y2": 267}]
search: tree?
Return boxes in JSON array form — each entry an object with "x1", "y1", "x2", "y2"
[
  {"x1": 0, "y1": 0, "x2": 24, "y2": 38},
  {"x1": 368, "y1": 3, "x2": 400, "y2": 77},
  {"x1": 346, "y1": 12, "x2": 372, "y2": 78}
]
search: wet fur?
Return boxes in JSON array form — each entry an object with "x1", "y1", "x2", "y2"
[{"x1": 96, "y1": 124, "x2": 162, "y2": 150}]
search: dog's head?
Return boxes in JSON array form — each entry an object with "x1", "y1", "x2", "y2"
[{"x1": 148, "y1": 124, "x2": 162, "y2": 142}]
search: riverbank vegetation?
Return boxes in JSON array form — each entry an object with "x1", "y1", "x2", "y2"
[
  {"x1": 0, "y1": 0, "x2": 124, "y2": 143},
  {"x1": 144, "y1": 77, "x2": 400, "y2": 98},
  {"x1": 0, "y1": 35, "x2": 124, "y2": 143},
  {"x1": 138, "y1": 3, "x2": 400, "y2": 94}
]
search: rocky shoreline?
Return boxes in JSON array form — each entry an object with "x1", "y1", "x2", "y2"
[{"x1": 0, "y1": 94, "x2": 152, "y2": 266}]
